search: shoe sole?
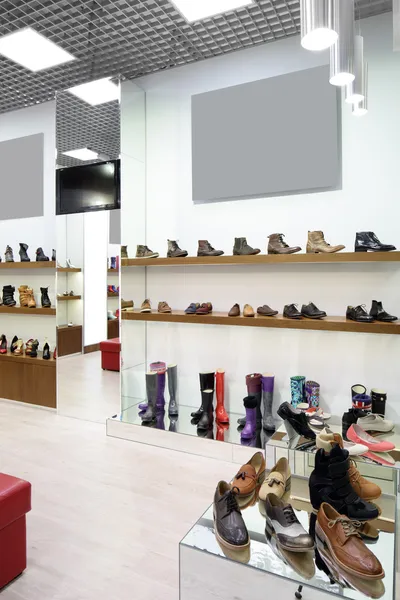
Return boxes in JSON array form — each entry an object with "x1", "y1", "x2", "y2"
[
  {"x1": 268, "y1": 250, "x2": 301, "y2": 255},
  {"x1": 136, "y1": 255, "x2": 159, "y2": 259},
  {"x1": 213, "y1": 513, "x2": 250, "y2": 551},
  {"x1": 265, "y1": 517, "x2": 314, "y2": 553},
  {"x1": 233, "y1": 251, "x2": 260, "y2": 255},
  {"x1": 315, "y1": 523, "x2": 384, "y2": 580},
  {"x1": 197, "y1": 253, "x2": 224, "y2": 257},
  {"x1": 301, "y1": 314, "x2": 326, "y2": 319},
  {"x1": 140, "y1": 309, "x2": 151, "y2": 313},
  {"x1": 283, "y1": 315, "x2": 302, "y2": 319},
  {"x1": 360, "y1": 425, "x2": 394, "y2": 433},
  {"x1": 257, "y1": 312, "x2": 278, "y2": 317},
  {"x1": 346, "y1": 315, "x2": 374, "y2": 322}
]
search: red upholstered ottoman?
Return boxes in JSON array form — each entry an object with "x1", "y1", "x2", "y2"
[
  {"x1": 100, "y1": 337, "x2": 121, "y2": 371},
  {"x1": 0, "y1": 473, "x2": 31, "y2": 589}
]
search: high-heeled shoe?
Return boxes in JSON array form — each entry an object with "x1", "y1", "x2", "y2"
[
  {"x1": 277, "y1": 401, "x2": 316, "y2": 440},
  {"x1": 14, "y1": 339, "x2": 24, "y2": 356},
  {"x1": 30, "y1": 340, "x2": 39, "y2": 358},
  {"x1": 25, "y1": 339, "x2": 34, "y2": 355},
  {"x1": 53, "y1": 347, "x2": 57, "y2": 360},
  {"x1": 43, "y1": 342, "x2": 50, "y2": 360},
  {"x1": 10, "y1": 335, "x2": 18, "y2": 353},
  {"x1": 0, "y1": 334, "x2": 7, "y2": 354}
]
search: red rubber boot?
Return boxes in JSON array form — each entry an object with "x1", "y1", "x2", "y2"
[{"x1": 215, "y1": 369, "x2": 229, "y2": 424}]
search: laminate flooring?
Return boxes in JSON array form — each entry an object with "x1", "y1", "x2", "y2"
[
  {"x1": 57, "y1": 352, "x2": 120, "y2": 423},
  {"x1": 0, "y1": 400, "x2": 235, "y2": 600}
]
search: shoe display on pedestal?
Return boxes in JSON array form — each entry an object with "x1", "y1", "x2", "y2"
[
  {"x1": 355, "y1": 231, "x2": 396, "y2": 253},
  {"x1": 167, "y1": 240, "x2": 188, "y2": 258},
  {"x1": 14, "y1": 339, "x2": 24, "y2": 355},
  {"x1": 369, "y1": 300, "x2": 397, "y2": 322},
  {"x1": 197, "y1": 240, "x2": 224, "y2": 257},
  {"x1": 267, "y1": 233, "x2": 301, "y2": 255},
  {"x1": 259, "y1": 457, "x2": 291, "y2": 502},
  {"x1": 306, "y1": 231, "x2": 345, "y2": 254},
  {"x1": 19, "y1": 243, "x2": 30, "y2": 262},
  {"x1": 233, "y1": 451, "x2": 265, "y2": 497},
  {"x1": 233, "y1": 237, "x2": 260, "y2": 256},
  {"x1": 136, "y1": 245, "x2": 159, "y2": 259},
  {"x1": 36, "y1": 247, "x2": 49, "y2": 261},
  {"x1": 213, "y1": 482, "x2": 249, "y2": 551},
  {"x1": 265, "y1": 495, "x2": 314, "y2": 553},
  {"x1": 25, "y1": 339, "x2": 34, "y2": 356}
]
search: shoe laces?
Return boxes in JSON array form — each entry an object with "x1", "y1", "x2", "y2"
[
  {"x1": 278, "y1": 234, "x2": 289, "y2": 248},
  {"x1": 282, "y1": 505, "x2": 298, "y2": 525},
  {"x1": 235, "y1": 470, "x2": 256, "y2": 483},
  {"x1": 220, "y1": 487, "x2": 240, "y2": 516},
  {"x1": 355, "y1": 304, "x2": 368, "y2": 315},
  {"x1": 328, "y1": 517, "x2": 361, "y2": 538},
  {"x1": 349, "y1": 459, "x2": 361, "y2": 483}
]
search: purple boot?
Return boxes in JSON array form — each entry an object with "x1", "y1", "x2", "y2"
[
  {"x1": 241, "y1": 396, "x2": 257, "y2": 440},
  {"x1": 139, "y1": 361, "x2": 167, "y2": 410},
  {"x1": 261, "y1": 374, "x2": 275, "y2": 432},
  {"x1": 156, "y1": 409, "x2": 166, "y2": 430},
  {"x1": 156, "y1": 370, "x2": 166, "y2": 409}
]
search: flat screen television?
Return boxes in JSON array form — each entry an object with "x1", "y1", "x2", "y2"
[{"x1": 56, "y1": 159, "x2": 120, "y2": 215}]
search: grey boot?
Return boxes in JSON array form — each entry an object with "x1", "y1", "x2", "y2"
[
  {"x1": 168, "y1": 364, "x2": 179, "y2": 417},
  {"x1": 167, "y1": 240, "x2": 188, "y2": 258},
  {"x1": 19, "y1": 243, "x2": 30, "y2": 262},
  {"x1": 232, "y1": 237, "x2": 260, "y2": 256},
  {"x1": 142, "y1": 372, "x2": 157, "y2": 422},
  {"x1": 261, "y1": 373, "x2": 276, "y2": 431},
  {"x1": 5, "y1": 245, "x2": 14, "y2": 262}
]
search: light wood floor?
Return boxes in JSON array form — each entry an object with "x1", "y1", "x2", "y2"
[
  {"x1": 57, "y1": 352, "x2": 120, "y2": 423},
  {"x1": 0, "y1": 400, "x2": 235, "y2": 600}
]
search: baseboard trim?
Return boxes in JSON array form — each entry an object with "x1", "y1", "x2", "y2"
[{"x1": 84, "y1": 343, "x2": 100, "y2": 354}]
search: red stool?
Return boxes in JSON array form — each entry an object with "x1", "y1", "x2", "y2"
[
  {"x1": 100, "y1": 337, "x2": 121, "y2": 371},
  {"x1": 0, "y1": 473, "x2": 31, "y2": 589}
]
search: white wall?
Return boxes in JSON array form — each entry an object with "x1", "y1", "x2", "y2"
[
  {"x1": 56, "y1": 214, "x2": 84, "y2": 329},
  {"x1": 121, "y1": 13, "x2": 400, "y2": 421},
  {"x1": 0, "y1": 101, "x2": 56, "y2": 350}
]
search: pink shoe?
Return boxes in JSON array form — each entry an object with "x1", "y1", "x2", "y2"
[
  {"x1": 347, "y1": 424, "x2": 395, "y2": 452},
  {"x1": 362, "y1": 451, "x2": 395, "y2": 467}
]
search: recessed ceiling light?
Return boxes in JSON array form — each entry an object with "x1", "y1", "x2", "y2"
[
  {"x1": 0, "y1": 27, "x2": 75, "y2": 72},
  {"x1": 170, "y1": 0, "x2": 253, "y2": 22},
  {"x1": 67, "y1": 78, "x2": 120, "y2": 106},
  {"x1": 62, "y1": 148, "x2": 98, "y2": 161}
]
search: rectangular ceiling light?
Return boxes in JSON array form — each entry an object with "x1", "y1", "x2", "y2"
[
  {"x1": 62, "y1": 148, "x2": 98, "y2": 161},
  {"x1": 170, "y1": 0, "x2": 253, "y2": 22},
  {"x1": 0, "y1": 27, "x2": 75, "y2": 72},
  {"x1": 67, "y1": 78, "x2": 120, "y2": 106}
]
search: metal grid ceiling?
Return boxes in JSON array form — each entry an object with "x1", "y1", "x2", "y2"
[{"x1": 0, "y1": 0, "x2": 392, "y2": 116}]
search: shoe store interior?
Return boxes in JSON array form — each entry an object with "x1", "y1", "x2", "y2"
[{"x1": 0, "y1": 1, "x2": 399, "y2": 600}]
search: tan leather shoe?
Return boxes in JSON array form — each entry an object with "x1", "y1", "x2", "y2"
[
  {"x1": 233, "y1": 451, "x2": 266, "y2": 497},
  {"x1": 140, "y1": 299, "x2": 152, "y2": 313},
  {"x1": 306, "y1": 231, "x2": 345, "y2": 254},
  {"x1": 243, "y1": 304, "x2": 255, "y2": 317},
  {"x1": 316, "y1": 503, "x2": 384, "y2": 580},
  {"x1": 121, "y1": 299, "x2": 134, "y2": 310},
  {"x1": 18, "y1": 285, "x2": 29, "y2": 307},
  {"x1": 268, "y1": 233, "x2": 301, "y2": 254},
  {"x1": 27, "y1": 288, "x2": 36, "y2": 308},
  {"x1": 259, "y1": 457, "x2": 291, "y2": 502},
  {"x1": 228, "y1": 303, "x2": 240, "y2": 317},
  {"x1": 158, "y1": 301, "x2": 172, "y2": 313}
]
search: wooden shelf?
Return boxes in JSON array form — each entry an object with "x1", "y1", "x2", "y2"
[
  {"x1": 107, "y1": 292, "x2": 119, "y2": 297},
  {"x1": 121, "y1": 309, "x2": 400, "y2": 335},
  {"x1": 0, "y1": 350, "x2": 55, "y2": 366},
  {"x1": 122, "y1": 251, "x2": 400, "y2": 268},
  {"x1": 57, "y1": 324, "x2": 82, "y2": 331},
  {"x1": 57, "y1": 324, "x2": 82, "y2": 357},
  {"x1": 57, "y1": 267, "x2": 82, "y2": 273},
  {"x1": 0, "y1": 305, "x2": 56, "y2": 315},
  {"x1": 0, "y1": 261, "x2": 56, "y2": 269},
  {"x1": 108, "y1": 268, "x2": 119, "y2": 273},
  {"x1": 57, "y1": 295, "x2": 82, "y2": 301}
]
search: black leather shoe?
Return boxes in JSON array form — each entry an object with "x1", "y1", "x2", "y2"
[
  {"x1": 213, "y1": 482, "x2": 249, "y2": 549},
  {"x1": 301, "y1": 302, "x2": 326, "y2": 319},
  {"x1": 277, "y1": 401, "x2": 316, "y2": 439},
  {"x1": 355, "y1": 232, "x2": 396, "y2": 252},
  {"x1": 283, "y1": 304, "x2": 302, "y2": 319},
  {"x1": 369, "y1": 300, "x2": 397, "y2": 322},
  {"x1": 346, "y1": 305, "x2": 374, "y2": 322},
  {"x1": 342, "y1": 408, "x2": 365, "y2": 440}
]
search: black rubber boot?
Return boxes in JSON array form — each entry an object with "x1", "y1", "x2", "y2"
[
  {"x1": 167, "y1": 364, "x2": 179, "y2": 417},
  {"x1": 36, "y1": 247, "x2": 49, "y2": 261},
  {"x1": 41, "y1": 287, "x2": 51, "y2": 308},
  {"x1": 191, "y1": 372, "x2": 215, "y2": 422},
  {"x1": 309, "y1": 445, "x2": 379, "y2": 521},
  {"x1": 19, "y1": 243, "x2": 30, "y2": 262},
  {"x1": 142, "y1": 372, "x2": 157, "y2": 423},
  {"x1": 3, "y1": 285, "x2": 16, "y2": 306},
  {"x1": 197, "y1": 390, "x2": 213, "y2": 430}
]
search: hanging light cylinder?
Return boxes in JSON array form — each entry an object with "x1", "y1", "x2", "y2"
[
  {"x1": 330, "y1": 0, "x2": 355, "y2": 86},
  {"x1": 352, "y1": 62, "x2": 368, "y2": 116},
  {"x1": 346, "y1": 35, "x2": 365, "y2": 103},
  {"x1": 300, "y1": 0, "x2": 338, "y2": 51}
]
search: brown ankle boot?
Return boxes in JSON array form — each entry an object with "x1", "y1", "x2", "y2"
[
  {"x1": 18, "y1": 285, "x2": 29, "y2": 307},
  {"x1": 27, "y1": 288, "x2": 36, "y2": 308},
  {"x1": 306, "y1": 231, "x2": 345, "y2": 254},
  {"x1": 268, "y1": 233, "x2": 301, "y2": 255},
  {"x1": 121, "y1": 245, "x2": 128, "y2": 259}
]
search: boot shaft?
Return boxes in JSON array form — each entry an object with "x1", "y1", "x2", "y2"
[
  {"x1": 41, "y1": 287, "x2": 51, "y2": 307},
  {"x1": 307, "y1": 231, "x2": 326, "y2": 252},
  {"x1": 268, "y1": 233, "x2": 286, "y2": 251},
  {"x1": 198, "y1": 240, "x2": 212, "y2": 253},
  {"x1": 156, "y1": 370, "x2": 166, "y2": 407},
  {"x1": 19, "y1": 243, "x2": 30, "y2": 261},
  {"x1": 200, "y1": 371, "x2": 215, "y2": 392}
]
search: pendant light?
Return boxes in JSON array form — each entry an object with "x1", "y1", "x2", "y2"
[
  {"x1": 300, "y1": 0, "x2": 338, "y2": 51},
  {"x1": 345, "y1": 35, "x2": 364, "y2": 103},
  {"x1": 352, "y1": 63, "x2": 368, "y2": 116},
  {"x1": 330, "y1": 0, "x2": 355, "y2": 86}
]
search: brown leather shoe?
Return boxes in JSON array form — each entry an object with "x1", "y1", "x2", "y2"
[
  {"x1": 257, "y1": 305, "x2": 278, "y2": 316},
  {"x1": 259, "y1": 457, "x2": 291, "y2": 502},
  {"x1": 136, "y1": 245, "x2": 159, "y2": 259},
  {"x1": 121, "y1": 245, "x2": 128, "y2": 258},
  {"x1": 243, "y1": 304, "x2": 255, "y2": 317},
  {"x1": 316, "y1": 503, "x2": 384, "y2": 580},
  {"x1": 268, "y1": 233, "x2": 301, "y2": 254},
  {"x1": 196, "y1": 302, "x2": 212, "y2": 315},
  {"x1": 228, "y1": 303, "x2": 240, "y2": 317},
  {"x1": 158, "y1": 301, "x2": 172, "y2": 313},
  {"x1": 233, "y1": 451, "x2": 266, "y2": 497},
  {"x1": 140, "y1": 299, "x2": 152, "y2": 313},
  {"x1": 121, "y1": 299, "x2": 134, "y2": 310},
  {"x1": 167, "y1": 240, "x2": 188, "y2": 258},
  {"x1": 306, "y1": 231, "x2": 345, "y2": 253}
]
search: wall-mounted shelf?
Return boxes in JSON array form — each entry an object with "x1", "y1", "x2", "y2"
[
  {"x1": 0, "y1": 261, "x2": 56, "y2": 270},
  {"x1": 0, "y1": 306, "x2": 56, "y2": 315},
  {"x1": 0, "y1": 350, "x2": 56, "y2": 365},
  {"x1": 107, "y1": 292, "x2": 119, "y2": 298},
  {"x1": 108, "y1": 268, "x2": 119, "y2": 274},
  {"x1": 121, "y1": 251, "x2": 400, "y2": 268},
  {"x1": 121, "y1": 309, "x2": 400, "y2": 335},
  {"x1": 57, "y1": 267, "x2": 82, "y2": 273},
  {"x1": 57, "y1": 295, "x2": 82, "y2": 301}
]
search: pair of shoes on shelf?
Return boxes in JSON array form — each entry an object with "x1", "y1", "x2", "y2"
[
  {"x1": 346, "y1": 301, "x2": 397, "y2": 323},
  {"x1": 185, "y1": 302, "x2": 212, "y2": 315},
  {"x1": 228, "y1": 304, "x2": 278, "y2": 317},
  {"x1": 284, "y1": 303, "x2": 326, "y2": 319}
]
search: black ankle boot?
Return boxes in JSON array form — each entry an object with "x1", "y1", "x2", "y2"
[
  {"x1": 309, "y1": 445, "x2": 379, "y2": 521},
  {"x1": 43, "y1": 342, "x2": 50, "y2": 360},
  {"x1": 342, "y1": 407, "x2": 365, "y2": 440},
  {"x1": 36, "y1": 248, "x2": 49, "y2": 262},
  {"x1": 191, "y1": 372, "x2": 215, "y2": 422},
  {"x1": 19, "y1": 243, "x2": 30, "y2": 262},
  {"x1": 52, "y1": 249, "x2": 56, "y2": 261},
  {"x1": 355, "y1": 231, "x2": 396, "y2": 252},
  {"x1": 197, "y1": 390, "x2": 214, "y2": 430},
  {"x1": 41, "y1": 287, "x2": 51, "y2": 308},
  {"x1": 3, "y1": 285, "x2": 16, "y2": 306}
]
